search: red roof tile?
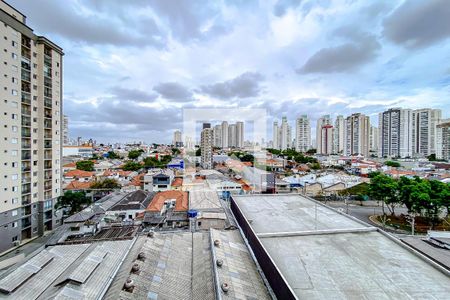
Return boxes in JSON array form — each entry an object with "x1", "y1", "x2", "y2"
[{"x1": 146, "y1": 191, "x2": 188, "y2": 212}]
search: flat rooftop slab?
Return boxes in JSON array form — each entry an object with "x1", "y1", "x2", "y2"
[
  {"x1": 233, "y1": 194, "x2": 367, "y2": 234},
  {"x1": 261, "y1": 231, "x2": 450, "y2": 299},
  {"x1": 232, "y1": 194, "x2": 450, "y2": 299}
]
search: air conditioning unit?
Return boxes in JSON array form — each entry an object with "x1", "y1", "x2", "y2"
[{"x1": 13, "y1": 241, "x2": 20, "y2": 247}]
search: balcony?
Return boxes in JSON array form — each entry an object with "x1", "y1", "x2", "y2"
[
  {"x1": 21, "y1": 175, "x2": 31, "y2": 184},
  {"x1": 44, "y1": 77, "x2": 52, "y2": 88},
  {"x1": 21, "y1": 217, "x2": 31, "y2": 229},
  {"x1": 44, "y1": 130, "x2": 52, "y2": 139},
  {"x1": 21, "y1": 47, "x2": 31, "y2": 59},
  {"x1": 44, "y1": 108, "x2": 52, "y2": 119},
  {"x1": 21, "y1": 150, "x2": 31, "y2": 160},
  {"x1": 44, "y1": 170, "x2": 52, "y2": 180},
  {"x1": 44, "y1": 65, "x2": 52, "y2": 78},
  {"x1": 21, "y1": 69, "x2": 31, "y2": 82},
  {"x1": 21, "y1": 92, "x2": 31, "y2": 104},
  {"x1": 21, "y1": 194, "x2": 31, "y2": 205},
  {"x1": 44, "y1": 97, "x2": 52, "y2": 108},
  {"x1": 21, "y1": 81, "x2": 31, "y2": 93},
  {"x1": 44, "y1": 87, "x2": 52, "y2": 97},
  {"x1": 44, "y1": 191, "x2": 52, "y2": 200},
  {"x1": 21, "y1": 128, "x2": 31, "y2": 137},
  {"x1": 44, "y1": 161, "x2": 52, "y2": 169},
  {"x1": 21, "y1": 139, "x2": 31, "y2": 149},
  {"x1": 21, "y1": 107, "x2": 31, "y2": 116},
  {"x1": 21, "y1": 183, "x2": 31, "y2": 195},
  {"x1": 44, "y1": 120, "x2": 52, "y2": 129},
  {"x1": 44, "y1": 140, "x2": 52, "y2": 149},
  {"x1": 21, "y1": 57, "x2": 31, "y2": 71},
  {"x1": 22, "y1": 162, "x2": 31, "y2": 172},
  {"x1": 21, "y1": 116, "x2": 31, "y2": 127},
  {"x1": 44, "y1": 182, "x2": 52, "y2": 191},
  {"x1": 21, "y1": 36, "x2": 31, "y2": 48}
]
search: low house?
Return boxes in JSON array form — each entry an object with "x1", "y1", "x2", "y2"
[
  {"x1": 63, "y1": 169, "x2": 95, "y2": 183},
  {"x1": 143, "y1": 190, "x2": 189, "y2": 228},
  {"x1": 94, "y1": 160, "x2": 115, "y2": 173},
  {"x1": 188, "y1": 189, "x2": 227, "y2": 230},
  {"x1": 143, "y1": 169, "x2": 174, "y2": 192},
  {"x1": 105, "y1": 190, "x2": 154, "y2": 224}
]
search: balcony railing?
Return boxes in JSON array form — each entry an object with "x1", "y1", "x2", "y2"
[
  {"x1": 21, "y1": 107, "x2": 31, "y2": 116},
  {"x1": 21, "y1": 69, "x2": 31, "y2": 82},
  {"x1": 44, "y1": 97, "x2": 52, "y2": 108},
  {"x1": 22, "y1": 116, "x2": 31, "y2": 127},
  {"x1": 21, "y1": 47, "x2": 31, "y2": 59},
  {"x1": 21, "y1": 82, "x2": 31, "y2": 93},
  {"x1": 21, "y1": 128, "x2": 31, "y2": 137},
  {"x1": 44, "y1": 120, "x2": 52, "y2": 129},
  {"x1": 44, "y1": 161, "x2": 52, "y2": 169},
  {"x1": 21, "y1": 92, "x2": 31, "y2": 104},
  {"x1": 21, "y1": 37, "x2": 31, "y2": 48},
  {"x1": 22, "y1": 195, "x2": 31, "y2": 205},
  {"x1": 21, "y1": 176, "x2": 31, "y2": 184},
  {"x1": 22, "y1": 164, "x2": 31, "y2": 172},
  {"x1": 21, "y1": 150, "x2": 31, "y2": 160},
  {"x1": 44, "y1": 140, "x2": 52, "y2": 148},
  {"x1": 21, "y1": 58, "x2": 31, "y2": 70},
  {"x1": 21, "y1": 140, "x2": 31, "y2": 149}
]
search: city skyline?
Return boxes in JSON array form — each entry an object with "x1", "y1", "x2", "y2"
[{"x1": 7, "y1": 0, "x2": 450, "y2": 143}]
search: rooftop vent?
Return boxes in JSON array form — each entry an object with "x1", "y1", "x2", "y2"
[
  {"x1": 216, "y1": 259, "x2": 223, "y2": 267},
  {"x1": 131, "y1": 263, "x2": 140, "y2": 274},
  {"x1": 123, "y1": 278, "x2": 135, "y2": 293},
  {"x1": 214, "y1": 239, "x2": 220, "y2": 247},
  {"x1": 221, "y1": 282, "x2": 229, "y2": 293},
  {"x1": 137, "y1": 252, "x2": 146, "y2": 261}
]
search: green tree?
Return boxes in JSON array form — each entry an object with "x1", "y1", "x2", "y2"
[
  {"x1": 240, "y1": 154, "x2": 254, "y2": 162},
  {"x1": 128, "y1": 149, "x2": 144, "y2": 160},
  {"x1": 385, "y1": 161, "x2": 401, "y2": 168},
  {"x1": 143, "y1": 155, "x2": 172, "y2": 168},
  {"x1": 90, "y1": 178, "x2": 121, "y2": 189},
  {"x1": 171, "y1": 148, "x2": 181, "y2": 156},
  {"x1": 76, "y1": 160, "x2": 94, "y2": 171},
  {"x1": 56, "y1": 191, "x2": 91, "y2": 214},
  {"x1": 369, "y1": 173, "x2": 399, "y2": 215},
  {"x1": 107, "y1": 151, "x2": 121, "y2": 159},
  {"x1": 122, "y1": 161, "x2": 142, "y2": 171},
  {"x1": 195, "y1": 148, "x2": 201, "y2": 156}
]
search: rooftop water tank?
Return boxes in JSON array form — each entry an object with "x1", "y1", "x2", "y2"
[{"x1": 187, "y1": 210, "x2": 198, "y2": 218}]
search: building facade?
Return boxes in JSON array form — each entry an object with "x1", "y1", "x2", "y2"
[
  {"x1": 295, "y1": 115, "x2": 310, "y2": 152},
  {"x1": 221, "y1": 121, "x2": 228, "y2": 149},
  {"x1": 0, "y1": 1, "x2": 63, "y2": 252},
  {"x1": 172, "y1": 130, "x2": 182, "y2": 147},
  {"x1": 378, "y1": 108, "x2": 413, "y2": 158},
  {"x1": 319, "y1": 125, "x2": 334, "y2": 155},
  {"x1": 316, "y1": 115, "x2": 331, "y2": 154},
  {"x1": 412, "y1": 108, "x2": 442, "y2": 157},
  {"x1": 344, "y1": 113, "x2": 370, "y2": 157},
  {"x1": 236, "y1": 121, "x2": 244, "y2": 148},
  {"x1": 436, "y1": 119, "x2": 450, "y2": 161},
  {"x1": 200, "y1": 127, "x2": 213, "y2": 169},
  {"x1": 333, "y1": 115, "x2": 344, "y2": 154}
]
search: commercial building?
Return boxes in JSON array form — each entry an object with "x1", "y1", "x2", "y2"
[
  {"x1": 344, "y1": 113, "x2": 370, "y2": 157},
  {"x1": 378, "y1": 108, "x2": 413, "y2": 158},
  {"x1": 231, "y1": 194, "x2": 450, "y2": 299},
  {"x1": 200, "y1": 126, "x2": 213, "y2": 169},
  {"x1": 412, "y1": 108, "x2": 442, "y2": 157},
  {"x1": 0, "y1": 1, "x2": 63, "y2": 252},
  {"x1": 295, "y1": 115, "x2": 310, "y2": 152}
]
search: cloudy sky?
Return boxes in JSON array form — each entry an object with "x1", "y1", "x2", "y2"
[{"x1": 9, "y1": 0, "x2": 450, "y2": 143}]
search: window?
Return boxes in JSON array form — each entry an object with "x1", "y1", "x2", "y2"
[
  {"x1": 11, "y1": 198, "x2": 18, "y2": 204},
  {"x1": 11, "y1": 65, "x2": 18, "y2": 72},
  {"x1": 11, "y1": 126, "x2": 17, "y2": 132},
  {"x1": 11, "y1": 89, "x2": 18, "y2": 96},
  {"x1": 11, "y1": 138, "x2": 17, "y2": 144},
  {"x1": 11, "y1": 113, "x2": 18, "y2": 119},
  {"x1": 12, "y1": 236, "x2": 18, "y2": 242},
  {"x1": 10, "y1": 101, "x2": 18, "y2": 108},
  {"x1": 11, "y1": 162, "x2": 17, "y2": 167},
  {"x1": 11, "y1": 174, "x2": 18, "y2": 180},
  {"x1": 12, "y1": 186, "x2": 18, "y2": 192},
  {"x1": 11, "y1": 53, "x2": 17, "y2": 60},
  {"x1": 11, "y1": 41, "x2": 17, "y2": 47},
  {"x1": 11, "y1": 210, "x2": 17, "y2": 217},
  {"x1": 12, "y1": 77, "x2": 18, "y2": 84},
  {"x1": 11, "y1": 150, "x2": 17, "y2": 156}
]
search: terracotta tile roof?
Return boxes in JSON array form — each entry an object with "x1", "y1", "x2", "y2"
[
  {"x1": 65, "y1": 180, "x2": 92, "y2": 190},
  {"x1": 146, "y1": 190, "x2": 188, "y2": 212},
  {"x1": 235, "y1": 179, "x2": 252, "y2": 191},
  {"x1": 130, "y1": 174, "x2": 145, "y2": 187},
  {"x1": 63, "y1": 162, "x2": 76, "y2": 168},
  {"x1": 171, "y1": 177, "x2": 183, "y2": 187},
  {"x1": 64, "y1": 169, "x2": 95, "y2": 178}
]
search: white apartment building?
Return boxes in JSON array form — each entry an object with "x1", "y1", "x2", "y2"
[
  {"x1": 228, "y1": 124, "x2": 236, "y2": 148},
  {"x1": 201, "y1": 127, "x2": 213, "y2": 169},
  {"x1": 63, "y1": 114, "x2": 68, "y2": 145},
  {"x1": 213, "y1": 124, "x2": 221, "y2": 148},
  {"x1": 172, "y1": 130, "x2": 182, "y2": 147},
  {"x1": 319, "y1": 125, "x2": 334, "y2": 155},
  {"x1": 280, "y1": 116, "x2": 290, "y2": 150},
  {"x1": 221, "y1": 121, "x2": 228, "y2": 149},
  {"x1": 0, "y1": 1, "x2": 63, "y2": 252},
  {"x1": 369, "y1": 125, "x2": 379, "y2": 154},
  {"x1": 378, "y1": 108, "x2": 413, "y2": 158},
  {"x1": 344, "y1": 113, "x2": 370, "y2": 157},
  {"x1": 333, "y1": 115, "x2": 344, "y2": 154},
  {"x1": 272, "y1": 121, "x2": 279, "y2": 150},
  {"x1": 316, "y1": 115, "x2": 331, "y2": 154},
  {"x1": 236, "y1": 121, "x2": 244, "y2": 148},
  {"x1": 295, "y1": 115, "x2": 311, "y2": 152},
  {"x1": 436, "y1": 119, "x2": 450, "y2": 161},
  {"x1": 412, "y1": 108, "x2": 442, "y2": 157}
]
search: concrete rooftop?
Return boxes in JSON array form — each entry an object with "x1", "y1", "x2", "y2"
[{"x1": 232, "y1": 194, "x2": 450, "y2": 300}]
